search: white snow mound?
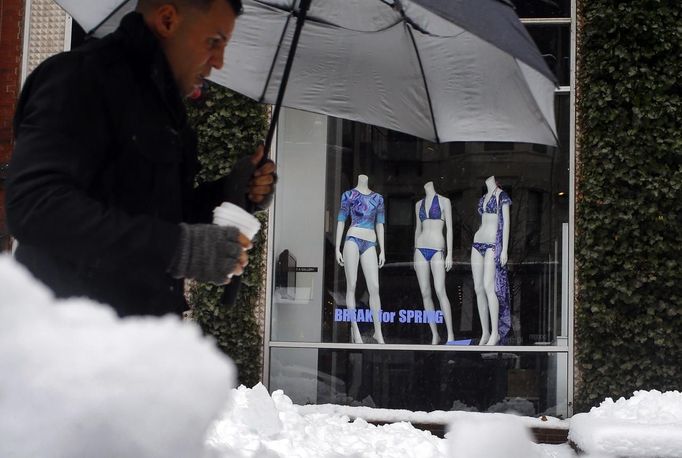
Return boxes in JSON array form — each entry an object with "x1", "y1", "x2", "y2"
[
  {"x1": 447, "y1": 413, "x2": 540, "y2": 458},
  {"x1": 0, "y1": 255, "x2": 236, "y2": 458},
  {"x1": 569, "y1": 390, "x2": 682, "y2": 458}
]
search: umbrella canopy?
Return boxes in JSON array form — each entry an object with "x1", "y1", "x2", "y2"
[{"x1": 55, "y1": 0, "x2": 558, "y2": 146}]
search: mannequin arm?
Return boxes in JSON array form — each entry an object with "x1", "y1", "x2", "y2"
[
  {"x1": 335, "y1": 221, "x2": 346, "y2": 266},
  {"x1": 376, "y1": 223, "x2": 385, "y2": 268},
  {"x1": 500, "y1": 204, "x2": 510, "y2": 266},
  {"x1": 413, "y1": 202, "x2": 422, "y2": 247},
  {"x1": 443, "y1": 197, "x2": 453, "y2": 271},
  {"x1": 413, "y1": 203, "x2": 422, "y2": 271}
]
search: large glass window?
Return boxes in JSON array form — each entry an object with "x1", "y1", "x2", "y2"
[
  {"x1": 270, "y1": 348, "x2": 569, "y2": 418},
  {"x1": 267, "y1": 0, "x2": 573, "y2": 415}
]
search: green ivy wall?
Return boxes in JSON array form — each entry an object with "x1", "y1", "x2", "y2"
[
  {"x1": 186, "y1": 83, "x2": 269, "y2": 387},
  {"x1": 575, "y1": 0, "x2": 682, "y2": 411}
]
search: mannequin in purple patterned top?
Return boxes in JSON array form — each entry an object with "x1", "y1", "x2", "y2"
[
  {"x1": 471, "y1": 176, "x2": 512, "y2": 346},
  {"x1": 335, "y1": 174, "x2": 386, "y2": 344}
]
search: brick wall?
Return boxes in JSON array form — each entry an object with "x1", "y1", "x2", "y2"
[{"x1": 0, "y1": 0, "x2": 24, "y2": 251}]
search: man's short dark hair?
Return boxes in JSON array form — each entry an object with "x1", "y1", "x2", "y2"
[
  {"x1": 192, "y1": 0, "x2": 243, "y2": 15},
  {"x1": 138, "y1": 0, "x2": 243, "y2": 16}
]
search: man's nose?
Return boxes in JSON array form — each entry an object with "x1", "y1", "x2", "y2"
[{"x1": 210, "y1": 48, "x2": 225, "y2": 70}]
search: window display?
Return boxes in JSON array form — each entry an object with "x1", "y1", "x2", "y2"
[{"x1": 271, "y1": 103, "x2": 570, "y2": 347}]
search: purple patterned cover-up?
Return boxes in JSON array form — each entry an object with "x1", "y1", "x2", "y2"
[
  {"x1": 338, "y1": 189, "x2": 385, "y2": 229},
  {"x1": 493, "y1": 190, "x2": 512, "y2": 344}
]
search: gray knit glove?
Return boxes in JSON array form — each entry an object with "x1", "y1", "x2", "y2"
[{"x1": 168, "y1": 223, "x2": 243, "y2": 285}]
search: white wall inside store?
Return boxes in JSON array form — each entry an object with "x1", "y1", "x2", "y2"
[{"x1": 269, "y1": 108, "x2": 328, "y2": 403}]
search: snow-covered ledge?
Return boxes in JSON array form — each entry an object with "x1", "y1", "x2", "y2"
[{"x1": 295, "y1": 403, "x2": 569, "y2": 430}]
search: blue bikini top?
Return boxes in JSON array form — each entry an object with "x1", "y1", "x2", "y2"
[
  {"x1": 338, "y1": 189, "x2": 385, "y2": 229},
  {"x1": 478, "y1": 190, "x2": 512, "y2": 215},
  {"x1": 419, "y1": 196, "x2": 443, "y2": 222}
]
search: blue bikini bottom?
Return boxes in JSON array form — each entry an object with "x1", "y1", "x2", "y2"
[
  {"x1": 472, "y1": 242, "x2": 495, "y2": 257},
  {"x1": 416, "y1": 247, "x2": 443, "y2": 262},
  {"x1": 346, "y1": 236, "x2": 376, "y2": 255}
]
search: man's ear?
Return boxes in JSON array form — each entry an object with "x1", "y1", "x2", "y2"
[{"x1": 149, "y1": 4, "x2": 182, "y2": 38}]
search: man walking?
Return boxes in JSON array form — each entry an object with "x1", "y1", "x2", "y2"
[{"x1": 6, "y1": 0, "x2": 276, "y2": 316}]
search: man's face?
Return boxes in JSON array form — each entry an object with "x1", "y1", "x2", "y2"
[{"x1": 156, "y1": 1, "x2": 237, "y2": 97}]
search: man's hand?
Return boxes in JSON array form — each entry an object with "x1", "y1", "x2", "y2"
[
  {"x1": 247, "y1": 145, "x2": 277, "y2": 207},
  {"x1": 229, "y1": 233, "x2": 253, "y2": 279}
]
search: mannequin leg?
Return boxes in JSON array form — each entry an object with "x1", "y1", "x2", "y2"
[
  {"x1": 343, "y1": 241, "x2": 363, "y2": 343},
  {"x1": 483, "y1": 249, "x2": 500, "y2": 346},
  {"x1": 360, "y1": 247, "x2": 385, "y2": 344},
  {"x1": 414, "y1": 250, "x2": 439, "y2": 344},
  {"x1": 471, "y1": 247, "x2": 490, "y2": 345},
  {"x1": 431, "y1": 253, "x2": 455, "y2": 342}
]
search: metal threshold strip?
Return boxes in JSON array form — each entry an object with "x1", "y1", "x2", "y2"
[{"x1": 269, "y1": 341, "x2": 570, "y2": 353}]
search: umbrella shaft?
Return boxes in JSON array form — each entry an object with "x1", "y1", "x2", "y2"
[{"x1": 264, "y1": 0, "x2": 312, "y2": 159}]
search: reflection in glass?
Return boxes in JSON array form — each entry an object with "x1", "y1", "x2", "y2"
[
  {"x1": 526, "y1": 24, "x2": 571, "y2": 86},
  {"x1": 270, "y1": 348, "x2": 569, "y2": 418},
  {"x1": 511, "y1": 0, "x2": 571, "y2": 18}
]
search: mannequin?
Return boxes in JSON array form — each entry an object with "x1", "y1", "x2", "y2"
[
  {"x1": 335, "y1": 174, "x2": 386, "y2": 344},
  {"x1": 413, "y1": 182, "x2": 455, "y2": 344},
  {"x1": 471, "y1": 176, "x2": 512, "y2": 346}
]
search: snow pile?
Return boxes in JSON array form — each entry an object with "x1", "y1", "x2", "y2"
[
  {"x1": 0, "y1": 255, "x2": 236, "y2": 458},
  {"x1": 448, "y1": 414, "x2": 540, "y2": 458},
  {"x1": 207, "y1": 385, "x2": 577, "y2": 458},
  {"x1": 569, "y1": 390, "x2": 682, "y2": 457},
  {"x1": 296, "y1": 403, "x2": 568, "y2": 430},
  {"x1": 207, "y1": 384, "x2": 447, "y2": 457}
]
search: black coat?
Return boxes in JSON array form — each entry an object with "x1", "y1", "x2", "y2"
[{"x1": 6, "y1": 13, "x2": 230, "y2": 316}]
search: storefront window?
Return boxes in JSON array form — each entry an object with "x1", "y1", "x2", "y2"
[
  {"x1": 270, "y1": 348, "x2": 569, "y2": 418},
  {"x1": 268, "y1": 4, "x2": 573, "y2": 415}
]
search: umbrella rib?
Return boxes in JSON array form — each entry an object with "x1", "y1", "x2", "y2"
[
  {"x1": 87, "y1": 0, "x2": 132, "y2": 37},
  {"x1": 259, "y1": 12, "x2": 294, "y2": 103},
  {"x1": 403, "y1": 19, "x2": 440, "y2": 143},
  {"x1": 253, "y1": 0, "x2": 404, "y2": 34}
]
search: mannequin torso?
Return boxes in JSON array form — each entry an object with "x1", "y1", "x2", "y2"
[
  {"x1": 473, "y1": 195, "x2": 499, "y2": 244},
  {"x1": 346, "y1": 190, "x2": 379, "y2": 243},
  {"x1": 340, "y1": 175, "x2": 380, "y2": 242},
  {"x1": 416, "y1": 194, "x2": 447, "y2": 250},
  {"x1": 473, "y1": 177, "x2": 501, "y2": 244}
]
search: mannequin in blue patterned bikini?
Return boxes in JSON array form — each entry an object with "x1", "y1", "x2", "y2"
[
  {"x1": 471, "y1": 176, "x2": 512, "y2": 346},
  {"x1": 335, "y1": 174, "x2": 386, "y2": 344},
  {"x1": 413, "y1": 181, "x2": 455, "y2": 345}
]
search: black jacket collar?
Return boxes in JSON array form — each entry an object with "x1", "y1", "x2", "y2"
[{"x1": 115, "y1": 12, "x2": 187, "y2": 127}]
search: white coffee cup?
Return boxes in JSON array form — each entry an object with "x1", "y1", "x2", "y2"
[{"x1": 212, "y1": 202, "x2": 261, "y2": 240}]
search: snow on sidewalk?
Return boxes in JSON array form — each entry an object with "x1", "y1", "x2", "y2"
[
  {"x1": 206, "y1": 384, "x2": 579, "y2": 458},
  {"x1": 0, "y1": 255, "x2": 236, "y2": 458},
  {"x1": 570, "y1": 390, "x2": 682, "y2": 458}
]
